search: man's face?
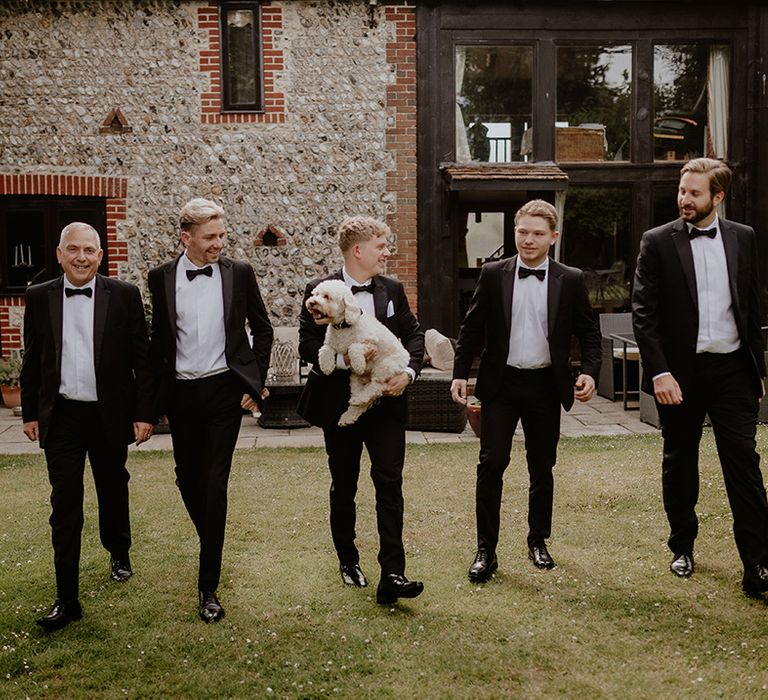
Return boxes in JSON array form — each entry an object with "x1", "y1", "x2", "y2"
[
  {"x1": 181, "y1": 218, "x2": 226, "y2": 267},
  {"x1": 56, "y1": 226, "x2": 103, "y2": 287},
  {"x1": 514, "y1": 215, "x2": 558, "y2": 268},
  {"x1": 678, "y1": 171, "x2": 724, "y2": 226},
  {"x1": 352, "y1": 234, "x2": 390, "y2": 277}
]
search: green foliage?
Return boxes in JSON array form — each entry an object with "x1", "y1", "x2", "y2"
[
  {"x1": 0, "y1": 356, "x2": 22, "y2": 387},
  {"x1": 2, "y1": 435, "x2": 768, "y2": 698}
]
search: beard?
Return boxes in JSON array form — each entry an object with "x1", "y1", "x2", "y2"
[{"x1": 679, "y1": 199, "x2": 716, "y2": 225}]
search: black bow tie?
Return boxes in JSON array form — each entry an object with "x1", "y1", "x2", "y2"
[
  {"x1": 518, "y1": 267, "x2": 546, "y2": 281},
  {"x1": 65, "y1": 287, "x2": 93, "y2": 298},
  {"x1": 350, "y1": 284, "x2": 372, "y2": 295},
  {"x1": 689, "y1": 227, "x2": 717, "y2": 240},
  {"x1": 186, "y1": 266, "x2": 213, "y2": 281}
]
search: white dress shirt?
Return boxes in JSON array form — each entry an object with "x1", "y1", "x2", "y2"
[
  {"x1": 507, "y1": 259, "x2": 551, "y2": 369},
  {"x1": 688, "y1": 219, "x2": 740, "y2": 354},
  {"x1": 59, "y1": 277, "x2": 98, "y2": 401},
  {"x1": 174, "y1": 253, "x2": 228, "y2": 379}
]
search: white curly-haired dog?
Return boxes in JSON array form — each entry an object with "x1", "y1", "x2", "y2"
[{"x1": 305, "y1": 279, "x2": 410, "y2": 426}]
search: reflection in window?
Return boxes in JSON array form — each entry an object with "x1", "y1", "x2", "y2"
[
  {"x1": 464, "y1": 212, "x2": 504, "y2": 268},
  {"x1": 556, "y1": 45, "x2": 632, "y2": 162},
  {"x1": 653, "y1": 44, "x2": 730, "y2": 161},
  {"x1": 456, "y1": 45, "x2": 533, "y2": 163},
  {"x1": 221, "y1": 3, "x2": 262, "y2": 111},
  {"x1": 561, "y1": 187, "x2": 631, "y2": 311},
  {"x1": 652, "y1": 183, "x2": 680, "y2": 228}
]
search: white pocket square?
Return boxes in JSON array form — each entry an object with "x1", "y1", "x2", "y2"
[{"x1": 386, "y1": 300, "x2": 395, "y2": 317}]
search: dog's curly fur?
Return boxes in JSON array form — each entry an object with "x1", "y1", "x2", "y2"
[{"x1": 305, "y1": 279, "x2": 410, "y2": 426}]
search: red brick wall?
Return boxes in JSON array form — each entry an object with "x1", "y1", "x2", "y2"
[
  {"x1": 0, "y1": 173, "x2": 128, "y2": 357},
  {"x1": 384, "y1": 3, "x2": 417, "y2": 309},
  {"x1": 199, "y1": 1, "x2": 286, "y2": 125}
]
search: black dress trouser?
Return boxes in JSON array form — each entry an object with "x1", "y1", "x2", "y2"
[
  {"x1": 475, "y1": 366, "x2": 562, "y2": 555},
  {"x1": 322, "y1": 400, "x2": 407, "y2": 576},
  {"x1": 44, "y1": 397, "x2": 130, "y2": 602},
  {"x1": 168, "y1": 371, "x2": 244, "y2": 592},
  {"x1": 658, "y1": 349, "x2": 768, "y2": 568}
]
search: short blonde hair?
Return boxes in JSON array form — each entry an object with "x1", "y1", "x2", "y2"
[
  {"x1": 514, "y1": 199, "x2": 558, "y2": 231},
  {"x1": 179, "y1": 198, "x2": 225, "y2": 231},
  {"x1": 680, "y1": 158, "x2": 732, "y2": 198},
  {"x1": 59, "y1": 222, "x2": 101, "y2": 250},
  {"x1": 338, "y1": 216, "x2": 390, "y2": 253}
]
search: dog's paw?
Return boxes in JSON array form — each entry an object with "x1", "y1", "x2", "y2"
[{"x1": 318, "y1": 345, "x2": 335, "y2": 375}]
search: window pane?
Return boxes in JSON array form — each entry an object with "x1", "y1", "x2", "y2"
[
  {"x1": 561, "y1": 186, "x2": 631, "y2": 311},
  {"x1": 5, "y1": 210, "x2": 46, "y2": 289},
  {"x1": 226, "y1": 9, "x2": 258, "y2": 106},
  {"x1": 654, "y1": 44, "x2": 730, "y2": 161},
  {"x1": 652, "y1": 183, "x2": 680, "y2": 227},
  {"x1": 556, "y1": 45, "x2": 632, "y2": 162},
  {"x1": 456, "y1": 46, "x2": 534, "y2": 163},
  {"x1": 464, "y1": 212, "x2": 504, "y2": 268}
]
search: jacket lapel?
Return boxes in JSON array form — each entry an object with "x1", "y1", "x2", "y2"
[
  {"x1": 219, "y1": 256, "x2": 234, "y2": 330},
  {"x1": 671, "y1": 218, "x2": 699, "y2": 310},
  {"x1": 48, "y1": 277, "x2": 64, "y2": 377},
  {"x1": 501, "y1": 256, "x2": 516, "y2": 339},
  {"x1": 546, "y1": 260, "x2": 562, "y2": 339},
  {"x1": 372, "y1": 275, "x2": 387, "y2": 322},
  {"x1": 720, "y1": 219, "x2": 740, "y2": 310},
  {"x1": 93, "y1": 275, "x2": 110, "y2": 372},
  {"x1": 164, "y1": 256, "x2": 180, "y2": 339}
]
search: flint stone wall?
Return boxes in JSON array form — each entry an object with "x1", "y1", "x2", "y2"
[{"x1": 0, "y1": 0, "x2": 407, "y2": 325}]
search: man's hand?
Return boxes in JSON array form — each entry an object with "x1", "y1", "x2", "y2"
[
  {"x1": 241, "y1": 393, "x2": 258, "y2": 411},
  {"x1": 451, "y1": 379, "x2": 468, "y2": 405},
  {"x1": 574, "y1": 374, "x2": 595, "y2": 402},
  {"x1": 134, "y1": 421, "x2": 154, "y2": 446},
  {"x1": 761, "y1": 378, "x2": 765, "y2": 401},
  {"x1": 382, "y1": 371, "x2": 410, "y2": 397},
  {"x1": 654, "y1": 374, "x2": 683, "y2": 405},
  {"x1": 343, "y1": 344, "x2": 377, "y2": 367},
  {"x1": 23, "y1": 420, "x2": 39, "y2": 442}
]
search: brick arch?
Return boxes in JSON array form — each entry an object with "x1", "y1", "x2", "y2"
[
  {"x1": 254, "y1": 223, "x2": 287, "y2": 248},
  {"x1": 0, "y1": 173, "x2": 129, "y2": 357}
]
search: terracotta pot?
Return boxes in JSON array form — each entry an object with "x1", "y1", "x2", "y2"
[
  {"x1": 1, "y1": 385, "x2": 21, "y2": 409},
  {"x1": 466, "y1": 403, "x2": 481, "y2": 438}
]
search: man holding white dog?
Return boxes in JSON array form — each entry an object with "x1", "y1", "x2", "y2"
[{"x1": 298, "y1": 216, "x2": 425, "y2": 605}]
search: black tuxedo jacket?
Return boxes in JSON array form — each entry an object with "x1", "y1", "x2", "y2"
[
  {"x1": 147, "y1": 255, "x2": 273, "y2": 412},
  {"x1": 297, "y1": 271, "x2": 424, "y2": 428},
  {"x1": 452, "y1": 256, "x2": 601, "y2": 411},
  {"x1": 20, "y1": 274, "x2": 155, "y2": 448},
  {"x1": 632, "y1": 217, "x2": 765, "y2": 395}
]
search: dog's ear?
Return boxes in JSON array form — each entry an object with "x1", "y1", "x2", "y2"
[{"x1": 343, "y1": 288, "x2": 362, "y2": 325}]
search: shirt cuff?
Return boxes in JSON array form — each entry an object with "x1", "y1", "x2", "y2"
[
  {"x1": 405, "y1": 367, "x2": 416, "y2": 383},
  {"x1": 652, "y1": 371, "x2": 672, "y2": 382},
  {"x1": 336, "y1": 353, "x2": 347, "y2": 370}
]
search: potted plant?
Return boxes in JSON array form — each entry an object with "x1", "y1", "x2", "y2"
[
  {"x1": 0, "y1": 356, "x2": 22, "y2": 409},
  {"x1": 466, "y1": 396, "x2": 481, "y2": 438}
]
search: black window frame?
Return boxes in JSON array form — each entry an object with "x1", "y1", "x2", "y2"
[
  {"x1": 219, "y1": 0, "x2": 264, "y2": 113},
  {"x1": 0, "y1": 196, "x2": 109, "y2": 295}
]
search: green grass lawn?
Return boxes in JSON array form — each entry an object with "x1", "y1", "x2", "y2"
[{"x1": 2, "y1": 431, "x2": 768, "y2": 699}]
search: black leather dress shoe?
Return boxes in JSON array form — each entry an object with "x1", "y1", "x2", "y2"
[
  {"x1": 36, "y1": 599, "x2": 82, "y2": 631},
  {"x1": 742, "y1": 564, "x2": 768, "y2": 595},
  {"x1": 468, "y1": 548, "x2": 498, "y2": 582},
  {"x1": 528, "y1": 542, "x2": 555, "y2": 569},
  {"x1": 110, "y1": 556, "x2": 133, "y2": 582},
  {"x1": 199, "y1": 591, "x2": 225, "y2": 623},
  {"x1": 670, "y1": 552, "x2": 694, "y2": 577},
  {"x1": 376, "y1": 574, "x2": 424, "y2": 605},
  {"x1": 340, "y1": 562, "x2": 368, "y2": 588}
]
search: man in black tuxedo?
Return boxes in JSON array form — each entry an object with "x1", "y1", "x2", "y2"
[
  {"x1": 298, "y1": 216, "x2": 425, "y2": 605},
  {"x1": 632, "y1": 158, "x2": 768, "y2": 594},
  {"x1": 21, "y1": 222, "x2": 155, "y2": 630},
  {"x1": 148, "y1": 198, "x2": 272, "y2": 622},
  {"x1": 451, "y1": 199, "x2": 601, "y2": 582}
]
